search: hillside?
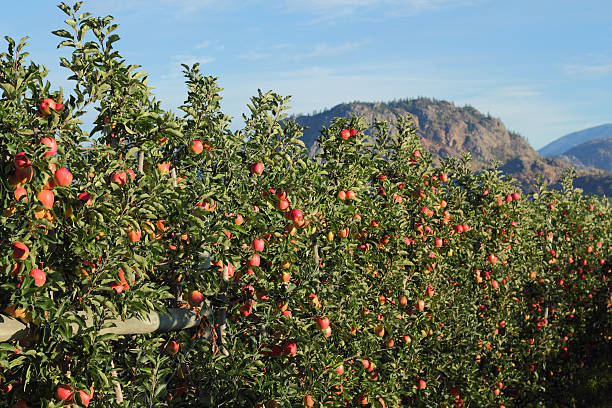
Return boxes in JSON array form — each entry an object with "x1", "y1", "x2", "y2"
[
  {"x1": 538, "y1": 123, "x2": 612, "y2": 157},
  {"x1": 292, "y1": 98, "x2": 612, "y2": 195},
  {"x1": 556, "y1": 137, "x2": 612, "y2": 172}
]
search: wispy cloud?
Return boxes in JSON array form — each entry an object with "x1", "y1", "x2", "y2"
[
  {"x1": 280, "y1": 0, "x2": 487, "y2": 21},
  {"x1": 195, "y1": 40, "x2": 212, "y2": 49},
  {"x1": 564, "y1": 63, "x2": 612, "y2": 77},
  {"x1": 240, "y1": 50, "x2": 269, "y2": 61},
  {"x1": 296, "y1": 41, "x2": 368, "y2": 59}
]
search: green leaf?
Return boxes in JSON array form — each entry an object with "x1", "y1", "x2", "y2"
[{"x1": 52, "y1": 29, "x2": 74, "y2": 40}]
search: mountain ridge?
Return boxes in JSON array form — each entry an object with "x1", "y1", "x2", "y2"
[{"x1": 291, "y1": 98, "x2": 612, "y2": 196}]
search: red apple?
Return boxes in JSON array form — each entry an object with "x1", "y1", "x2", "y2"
[
  {"x1": 76, "y1": 389, "x2": 92, "y2": 406},
  {"x1": 350, "y1": 128, "x2": 358, "y2": 136},
  {"x1": 53, "y1": 167, "x2": 72, "y2": 187},
  {"x1": 290, "y1": 208, "x2": 303, "y2": 223},
  {"x1": 283, "y1": 342, "x2": 297, "y2": 356},
  {"x1": 14, "y1": 187, "x2": 27, "y2": 202},
  {"x1": 303, "y1": 395, "x2": 315, "y2": 407},
  {"x1": 14, "y1": 152, "x2": 31, "y2": 169},
  {"x1": 55, "y1": 384, "x2": 73, "y2": 401},
  {"x1": 12, "y1": 242, "x2": 29, "y2": 261},
  {"x1": 417, "y1": 300, "x2": 425, "y2": 312},
  {"x1": 188, "y1": 290, "x2": 204, "y2": 306},
  {"x1": 488, "y1": 254, "x2": 498, "y2": 265},
  {"x1": 190, "y1": 139, "x2": 204, "y2": 154},
  {"x1": 346, "y1": 190, "x2": 356, "y2": 200},
  {"x1": 30, "y1": 268, "x2": 46, "y2": 287},
  {"x1": 127, "y1": 230, "x2": 142, "y2": 243},
  {"x1": 252, "y1": 238, "x2": 265, "y2": 252},
  {"x1": 339, "y1": 129, "x2": 351, "y2": 139},
  {"x1": 78, "y1": 191, "x2": 93, "y2": 206},
  {"x1": 316, "y1": 317, "x2": 330, "y2": 330},
  {"x1": 37, "y1": 189, "x2": 55, "y2": 209},
  {"x1": 251, "y1": 162, "x2": 264, "y2": 176},
  {"x1": 111, "y1": 171, "x2": 127, "y2": 186},
  {"x1": 40, "y1": 137, "x2": 58, "y2": 157},
  {"x1": 165, "y1": 340, "x2": 180, "y2": 355}
]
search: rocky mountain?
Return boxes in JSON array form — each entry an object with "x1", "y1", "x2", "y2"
[
  {"x1": 291, "y1": 98, "x2": 611, "y2": 195},
  {"x1": 538, "y1": 123, "x2": 612, "y2": 157},
  {"x1": 556, "y1": 138, "x2": 612, "y2": 172}
]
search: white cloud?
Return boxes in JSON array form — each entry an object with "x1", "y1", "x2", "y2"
[
  {"x1": 239, "y1": 50, "x2": 269, "y2": 61},
  {"x1": 280, "y1": 0, "x2": 487, "y2": 20},
  {"x1": 195, "y1": 40, "x2": 212, "y2": 49},
  {"x1": 296, "y1": 41, "x2": 368, "y2": 59},
  {"x1": 564, "y1": 63, "x2": 612, "y2": 77}
]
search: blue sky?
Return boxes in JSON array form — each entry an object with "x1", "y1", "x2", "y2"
[{"x1": 3, "y1": 0, "x2": 611, "y2": 149}]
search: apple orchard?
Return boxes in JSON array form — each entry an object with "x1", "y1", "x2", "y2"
[{"x1": 0, "y1": 2, "x2": 610, "y2": 408}]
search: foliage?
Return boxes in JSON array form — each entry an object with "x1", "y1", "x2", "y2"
[{"x1": 0, "y1": 2, "x2": 610, "y2": 407}]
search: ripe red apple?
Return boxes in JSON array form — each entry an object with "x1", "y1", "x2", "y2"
[
  {"x1": 399, "y1": 296, "x2": 408, "y2": 306},
  {"x1": 30, "y1": 268, "x2": 46, "y2": 287},
  {"x1": 417, "y1": 300, "x2": 425, "y2": 312},
  {"x1": 435, "y1": 238, "x2": 443, "y2": 247},
  {"x1": 488, "y1": 254, "x2": 498, "y2": 265},
  {"x1": 512, "y1": 192, "x2": 521, "y2": 200},
  {"x1": 127, "y1": 230, "x2": 142, "y2": 243},
  {"x1": 76, "y1": 389, "x2": 92, "y2": 406},
  {"x1": 126, "y1": 168, "x2": 136, "y2": 180},
  {"x1": 290, "y1": 208, "x2": 303, "y2": 223},
  {"x1": 418, "y1": 379, "x2": 427, "y2": 389},
  {"x1": 316, "y1": 317, "x2": 330, "y2": 330},
  {"x1": 303, "y1": 395, "x2": 315, "y2": 407},
  {"x1": 55, "y1": 384, "x2": 73, "y2": 401},
  {"x1": 38, "y1": 189, "x2": 55, "y2": 209},
  {"x1": 40, "y1": 137, "x2": 58, "y2": 157},
  {"x1": 165, "y1": 340, "x2": 180, "y2": 355},
  {"x1": 252, "y1": 238, "x2": 265, "y2": 252},
  {"x1": 190, "y1": 139, "x2": 204, "y2": 154},
  {"x1": 283, "y1": 341, "x2": 297, "y2": 356},
  {"x1": 158, "y1": 163, "x2": 171, "y2": 173},
  {"x1": 277, "y1": 199, "x2": 289, "y2": 211},
  {"x1": 251, "y1": 162, "x2": 264, "y2": 176},
  {"x1": 346, "y1": 190, "x2": 356, "y2": 200},
  {"x1": 339, "y1": 129, "x2": 351, "y2": 139},
  {"x1": 505, "y1": 194, "x2": 513, "y2": 203},
  {"x1": 40, "y1": 98, "x2": 57, "y2": 116},
  {"x1": 248, "y1": 254, "x2": 261, "y2": 267},
  {"x1": 53, "y1": 167, "x2": 72, "y2": 187},
  {"x1": 426, "y1": 285, "x2": 434, "y2": 297},
  {"x1": 235, "y1": 214, "x2": 244, "y2": 225},
  {"x1": 350, "y1": 128, "x2": 358, "y2": 136},
  {"x1": 14, "y1": 187, "x2": 27, "y2": 202},
  {"x1": 111, "y1": 171, "x2": 127, "y2": 186},
  {"x1": 335, "y1": 364, "x2": 345, "y2": 375},
  {"x1": 188, "y1": 290, "x2": 204, "y2": 306},
  {"x1": 439, "y1": 173, "x2": 448, "y2": 182},
  {"x1": 337, "y1": 190, "x2": 346, "y2": 200},
  {"x1": 14, "y1": 152, "x2": 31, "y2": 169},
  {"x1": 12, "y1": 242, "x2": 30, "y2": 261},
  {"x1": 78, "y1": 191, "x2": 93, "y2": 206}
]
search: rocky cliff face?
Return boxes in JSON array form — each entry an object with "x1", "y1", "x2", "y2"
[{"x1": 292, "y1": 98, "x2": 611, "y2": 195}]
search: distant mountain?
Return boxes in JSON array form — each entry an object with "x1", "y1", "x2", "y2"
[
  {"x1": 292, "y1": 98, "x2": 612, "y2": 196},
  {"x1": 538, "y1": 124, "x2": 612, "y2": 157},
  {"x1": 556, "y1": 138, "x2": 612, "y2": 172}
]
